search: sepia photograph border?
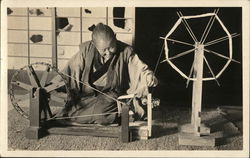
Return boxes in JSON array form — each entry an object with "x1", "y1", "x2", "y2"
[{"x1": 1, "y1": 0, "x2": 249, "y2": 157}]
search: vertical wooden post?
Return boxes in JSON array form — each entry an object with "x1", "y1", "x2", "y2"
[
  {"x1": 27, "y1": 8, "x2": 30, "y2": 65},
  {"x1": 25, "y1": 88, "x2": 42, "y2": 139},
  {"x1": 131, "y1": 7, "x2": 136, "y2": 47},
  {"x1": 51, "y1": 7, "x2": 57, "y2": 68},
  {"x1": 80, "y1": 7, "x2": 83, "y2": 44},
  {"x1": 191, "y1": 42, "x2": 204, "y2": 137},
  {"x1": 147, "y1": 93, "x2": 152, "y2": 137},
  {"x1": 121, "y1": 103, "x2": 129, "y2": 143},
  {"x1": 106, "y1": 7, "x2": 109, "y2": 25}
]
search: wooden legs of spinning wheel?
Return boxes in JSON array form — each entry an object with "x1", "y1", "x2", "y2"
[
  {"x1": 119, "y1": 93, "x2": 153, "y2": 142},
  {"x1": 121, "y1": 103, "x2": 130, "y2": 143},
  {"x1": 25, "y1": 88, "x2": 44, "y2": 139},
  {"x1": 25, "y1": 89, "x2": 131, "y2": 142},
  {"x1": 24, "y1": 90, "x2": 147, "y2": 143}
]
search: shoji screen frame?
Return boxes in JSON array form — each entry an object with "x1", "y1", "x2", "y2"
[{"x1": 7, "y1": 7, "x2": 135, "y2": 70}]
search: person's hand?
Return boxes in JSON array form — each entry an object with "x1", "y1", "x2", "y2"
[{"x1": 146, "y1": 73, "x2": 158, "y2": 87}]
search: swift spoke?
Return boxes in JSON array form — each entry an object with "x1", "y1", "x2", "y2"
[
  {"x1": 40, "y1": 65, "x2": 50, "y2": 87},
  {"x1": 166, "y1": 38, "x2": 194, "y2": 46},
  {"x1": 26, "y1": 65, "x2": 41, "y2": 87},
  {"x1": 44, "y1": 81, "x2": 65, "y2": 93},
  {"x1": 186, "y1": 61, "x2": 194, "y2": 88},
  {"x1": 160, "y1": 59, "x2": 167, "y2": 63},
  {"x1": 11, "y1": 81, "x2": 33, "y2": 91},
  {"x1": 204, "y1": 33, "x2": 240, "y2": 46},
  {"x1": 204, "y1": 49, "x2": 240, "y2": 63},
  {"x1": 200, "y1": 9, "x2": 219, "y2": 44},
  {"x1": 169, "y1": 48, "x2": 195, "y2": 60},
  {"x1": 203, "y1": 55, "x2": 220, "y2": 86},
  {"x1": 177, "y1": 11, "x2": 198, "y2": 42}
]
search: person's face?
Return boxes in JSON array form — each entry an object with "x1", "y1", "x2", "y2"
[{"x1": 94, "y1": 38, "x2": 117, "y2": 59}]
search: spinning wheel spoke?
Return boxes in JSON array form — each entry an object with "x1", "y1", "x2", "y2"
[
  {"x1": 204, "y1": 49, "x2": 240, "y2": 63},
  {"x1": 12, "y1": 93, "x2": 30, "y2": 104},
  {"x1": 50, "y1": 94, "x2": 66, "y2": 104},
  {"x1": 11, "y1": 81, "x2": 33, "y2": 91},
  {"x1": 204, "y1": 33, "x2": 240, "y2": 46},
  {"x1": 45, "y1": 103, "x2": 53, "y2": 118},
  {"x1": 166, "y1": 38, "x2": 194, "y2": 46},
  {"x1": 200, "y1": 9, "x2": 219, "y2": 43},
  {"x1": 169, "y1": 48, "x2": 195, "y2": 60},
  {"x1": 44, "y1": 81, "x2": 65, "y2": 93},
  {"x1": 177, "y1": 11, "x2": 198, "y2": 42},
  {"x1": 40, "y1": 65, "x2": 50, "y2": 87},
  {"x1": 26, "y1": 65, "x2": 41, "y2": 87},
  {"x1": 53, "y1": 92, "x2": 67, "y2": 98},
  {"x1": 203, "y1": 55, "x2": 220, "y2": 86},
  {"x1": 41, "y1": 104, "x2": 53, "y2": 120}
]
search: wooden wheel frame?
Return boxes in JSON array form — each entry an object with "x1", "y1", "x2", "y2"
[
  {"x1": 9, "y1": 62, "x2": 69, "y2": 121},
  {"x1": 161, "y1": 9, "x2": 240, "y2": 85}
]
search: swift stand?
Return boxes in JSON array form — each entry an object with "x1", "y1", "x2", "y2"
[
  {"x1": 161, "y1": 10, "x2": 240, "y2": 146},
  {"x1": 178, "y1": 42, "x2": 217, "y2": 146}
]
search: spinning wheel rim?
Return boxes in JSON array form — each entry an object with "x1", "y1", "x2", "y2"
[{"x1": 9, "y1": 62, "x2": 70, "y2": 119}]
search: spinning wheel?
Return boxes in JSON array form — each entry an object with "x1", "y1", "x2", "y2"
[
  {"x1": 9, "y1": 62, "x2": 69, "y2": 121},
  {"x1": 161, "y1": 9, "x2": 239, "y2": 86},
  {"x1": 161, "y1": 9, "x2": 240, "y2": 146},
  {"x1": 9, "y1": 62, "x2": 151, "y2": 142}
]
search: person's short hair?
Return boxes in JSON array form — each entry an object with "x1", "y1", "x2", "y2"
[{"x1": 92, "y1": 23, "x2": 116, "y2": 44}]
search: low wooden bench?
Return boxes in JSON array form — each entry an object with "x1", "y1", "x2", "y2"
[{"x1": 25, "y1": 91, "x2": 152, "y2": 143}]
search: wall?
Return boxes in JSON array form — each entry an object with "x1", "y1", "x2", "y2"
[{"x1": 7, "y1": 7, "x2": 135, "y2": 70}]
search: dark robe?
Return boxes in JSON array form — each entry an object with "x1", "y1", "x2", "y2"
[{"x1": 55, "y1": 40, "x2": 153, "y2": 124}]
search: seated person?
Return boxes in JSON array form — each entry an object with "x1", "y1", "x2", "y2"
[{"x1": 52, "y1": 23, "x2": 158, "y2": 125}]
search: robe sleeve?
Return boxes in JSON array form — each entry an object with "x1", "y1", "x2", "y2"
[
  {"x1": 126, "y1": 47, "x2": 153, "y2": 97},
  {"x1": 61, "y1": 51, "x2": 85, "y2": 90},
  {"x1": 50, "y1": 43, "x2": 86, "y2": 92},
  {"x1": 125, "y1": 47, "x2": 155, "y2": 119}
]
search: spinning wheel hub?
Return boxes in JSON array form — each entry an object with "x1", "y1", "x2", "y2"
[{"x1": 194, "y1": 42, "x2": 204, "y2": 49}]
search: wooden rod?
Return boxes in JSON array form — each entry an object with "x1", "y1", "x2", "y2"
[
  {"x1": 177, "y1": 11, "x2": 198, "y2": 42},
  {"x1": 200, "y1": 9, "x2": 219, "y2": 44},
  {"x1": 169, "y1": 48, "x2": 195, "y2": 60},
  {"x1": 203, "y1": 55, "x2": 220, "y2": 86},
  {"x1": 186, "y1": 60, "x2": 194, "y2": 88},
  {"x1": 166, "y1": 38, "x2": 194, "y2": 46}
]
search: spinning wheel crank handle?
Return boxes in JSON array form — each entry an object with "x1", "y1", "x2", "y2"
[{"x1": 141, "y1": 87, "x2": 160, "y2": 108}]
